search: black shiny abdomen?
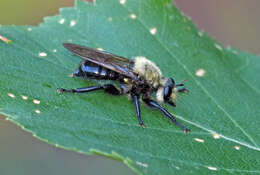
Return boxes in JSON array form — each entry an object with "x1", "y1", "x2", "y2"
[{"x1": 73, "y1": 61, "x2": 121, "y2": 80}]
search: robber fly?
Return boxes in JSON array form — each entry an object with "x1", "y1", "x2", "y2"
[{"x1": 58, "y1": 43, "x2": 190, "y2": 133}]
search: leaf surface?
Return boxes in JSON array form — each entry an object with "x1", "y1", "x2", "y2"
[{"x1": 0, "y1": 0, "x2": 260, "y2": 174}]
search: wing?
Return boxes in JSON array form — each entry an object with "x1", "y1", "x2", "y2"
[{"x1": 63, "y1": 43, "x2": 138, "y2": 81}]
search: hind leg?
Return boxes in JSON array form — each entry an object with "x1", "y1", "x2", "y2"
[{"x1": 57, "y1": 84, "x2": 121, "y2": 95}]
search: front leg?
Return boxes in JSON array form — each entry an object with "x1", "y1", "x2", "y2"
[
  {"x1": 177, "y1": 87, "x2": 189, "y2": 93},
  {"x1": 142, "y1": 98, "x2": 190, "y2": 133},
  {"x1": 131, "y1": 93, "x2": 145, "y2": 127}
]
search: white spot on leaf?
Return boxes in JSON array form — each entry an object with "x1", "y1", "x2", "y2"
[
  {"x1": 212, "y1": 133, "x2": 220, "y2": 139},
  {"x1": 194, "y1": 138, "x2": 204, "y2": 143},
  {"x1": 120, "y1": 0, "x2": 126, "y2": 4},
  {"x1": 33, "y1": 99, "x2": 40, "y2": 104},
  {"x1": 136, "y1": 161, "x2": 148, "y2": 168},
  {"x1": 198, "y1": 31, "x2": 203, "y2": 37},
  {"x1": 53, "y1": 49, "x2": 57, "y2": 53},
  {"x1": 207, "y1": 166, "x2": 217, "y2": 171},
  {"x1": 70, "y1": 20, "x2": 77, "y2": 27},
  {"x1": 27, "y1": 28, "x2": 32, "y2": 31},
  {"x1": 21, "y1": 95, "x2": 28, "y2": 100},
  {"x1": 214, "y1": 43, "x2": 223, "y2": 51},
  {"x1": 8, "y1": 93, "x2": 15, "y2": 98},
  {"x1": 195, "y1": 69, "x2": 206, "y2": 77},
  {"x1": 234, "y1": 145, "x2": 240, "y2": 150},
  {"x1": 130, "y1": 14, "x2": 136, "y2": 19},
  {"x1": 35, "y1": 109, "x2": 41, "y2": 114},
  {"x1": 39, "y1": 52, "x2": 47, "y2": 57},
  {"x1": 150, "y1": 28, "x2": 157, "y2": 35},
  {"x1": 59, "y1": 18, "x2": 65, "y2": 24},
  {"x1": 174, "y1": 165, "x2": 180, "y2": 170}
]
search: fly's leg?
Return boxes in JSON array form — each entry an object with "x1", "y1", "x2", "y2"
[
  {"x1": 175, "y1": 79, "x2": 189, "y2": 93},
  {"x1": 57, "y1": 84, "x2": 121, "y2": 95},
  {"x1": 103, "y1": 84, "x2": 121, "y2": 95},
  {"x1": 177, "y1": 87, "x2": 189, "y2": 93},
  {"x1": 142, "y1": 98, "x2": 190, "y2": 133},
  {"x1": 131, "y1": 94, "x2": 145, "y2": 127},
  {"x1": 175, "y1": 79, "x2": 186, "y2": 87},
  {"x1": 57, "y1": 86, "x2": 102, "y2": 93},
  {"x1": 167, "y1": 100, "x2": 176, "y2": 107}
]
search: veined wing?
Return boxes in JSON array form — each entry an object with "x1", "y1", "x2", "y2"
[{"x1": 63, "y1": 43, "x2": 138, "y2": 81}]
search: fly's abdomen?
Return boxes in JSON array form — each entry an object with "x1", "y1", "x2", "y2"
[{"x1": 73, "y1": 61, "x2": 120, "y2": 80}]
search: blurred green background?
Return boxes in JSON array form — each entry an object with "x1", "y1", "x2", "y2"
[{"x1": 0, "y1": 0, "x2": 259, "y2": 175}]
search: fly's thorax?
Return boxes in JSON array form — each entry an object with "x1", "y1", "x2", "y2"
[
  {"x1": 155, "y1": 77, "x2": 167, "y2": 102},
  {"x1": 133, "y1": 56, "x2": 162, "y2": 88},
  {"x1": 156, "y1": 86, "x2": 164, "y2": 103},
  {"x1": 159, "y1": 77, "x2": 168, "y2": 86}
]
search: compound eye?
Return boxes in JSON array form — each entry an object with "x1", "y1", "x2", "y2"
[
  {"x1": 163, "y1": 78, "x2": 175, "y2": 101},
  {"x1": 163, "y1": 87, "x2": 171, "y2": 101},
  {"x1": 168, "y1": 78, "x2": 175, "y2": 88}
]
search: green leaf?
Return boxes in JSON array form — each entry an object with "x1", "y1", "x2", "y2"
[{"x1": 1, "y1": 0, "x2": 260, "y2": 174}]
